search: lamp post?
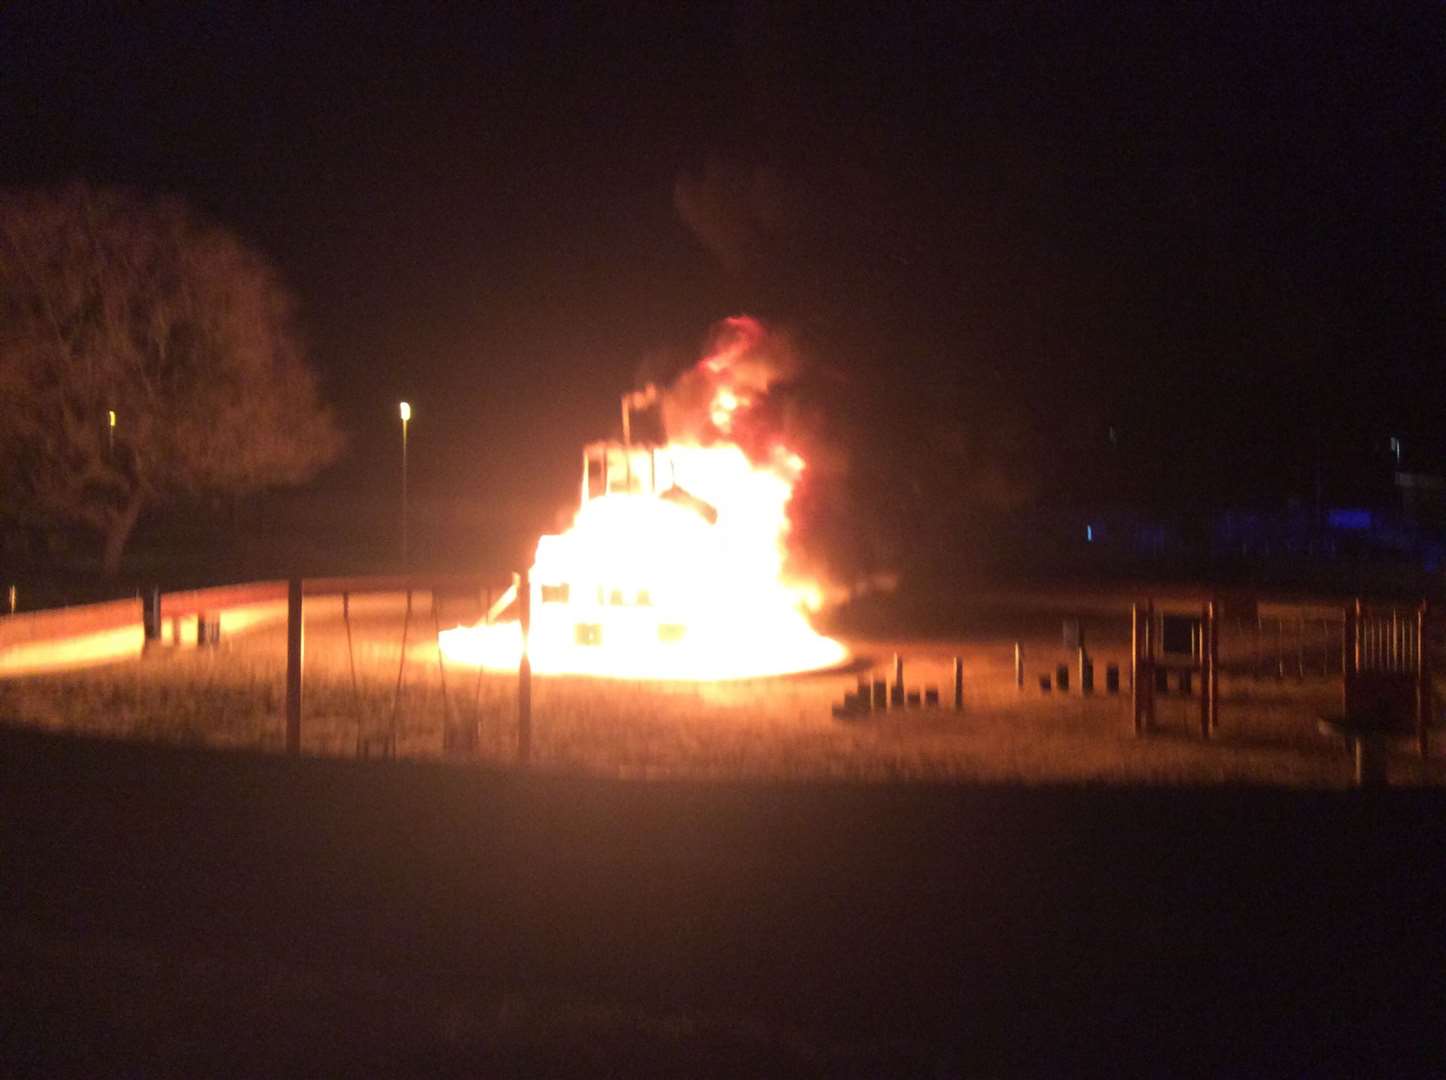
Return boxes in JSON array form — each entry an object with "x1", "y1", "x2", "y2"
[{"x1": 399, "y1": 401, "x2": 411, "y2": 570}]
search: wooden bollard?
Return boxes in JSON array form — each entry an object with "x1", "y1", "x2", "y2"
[
  {"x1": 1079, "y1": 648, "x2": 1093, "y2": 694},
  {"x1": 925, "y1": 686, "x2": 940, "y2": 707},
  {"x1": 953, "y1": 656, "x2": 964, "y2": 710},
  {"x1": 1056, "y1": 663, "x2": 1069, "y2": 692},
  {"x1": 872, "y1": 679, "x2": 888, "y2": 710},
  {"x1": 1039, "y1": 674, "x2": 1052, "y2": 693},
  {"x1": 1013, "y1": 643, "x2": 1023, "y2": 688}
]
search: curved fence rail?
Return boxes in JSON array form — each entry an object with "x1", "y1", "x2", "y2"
[{"x1": 0, "y1": 597, "x2": 145, "y2": 676}]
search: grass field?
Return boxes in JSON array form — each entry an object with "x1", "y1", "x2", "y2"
[
  {"x1": 3, "y1": 592, "x2": 1442, "y2": 788},
  {"x1": 3, "y1": 591, "x2": 1443, "y2": 1074},
  {"x1": 4, "y1": 725, "x2": 1444, "y2": 1075}
]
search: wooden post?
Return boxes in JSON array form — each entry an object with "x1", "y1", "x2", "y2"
[
  {"x1": 1343, "y1": 599, "x2": 1359, "y2": 719},
  {"x1": 952, "y1": 656, "x2": 963, "y2": 711},
  {"x1": 891, "y1": 653, "x2": 905, "y2": 707},
  {"x1": 285, "y1": 578, "x2": 303, "y2": 755},
  {"x1": 517, "y1": 569, "x2": 532, "y2": 764},
  {"x1": 1209, "y1": 600, "x2": 1219, "y2": 736},
  {"x1": 1200, "y1": 601, "x2": 1217, "y2": 738},
  {"x1": 1132, "y1": 604, "x2": 1142, "y2": 735},
  {"x1": 1013, "y1": 642, "x2": 1023, "y2": 689},
  {"x1": 1133, "y1": 601, "x2": 1155, "y2": 735},
  {"x1": 1146, "y1": 601, "x2": 1156, "y2": 730},
  {"x1": 1354, "y1": 735, "x2": 1387, "y2": 787},
  {"x1": 1417, "y1": 600, "x2": 1430, "y2": 758}
]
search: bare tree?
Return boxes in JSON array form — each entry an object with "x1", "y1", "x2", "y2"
[{"x1": 0, "y1": 183, "x2": 343, "y2": 573}]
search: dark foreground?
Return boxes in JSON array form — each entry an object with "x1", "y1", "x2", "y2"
[{"x1": 2, "y1": 727, "x2": 1442, "y2": 1077}]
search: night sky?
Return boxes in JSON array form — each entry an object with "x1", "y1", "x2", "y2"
[{"x1": 3, "y1": 4, "x2": 1441, "y2": 539}]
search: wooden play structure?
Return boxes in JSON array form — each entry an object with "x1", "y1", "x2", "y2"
[
  {"x1": 1319, "y1": 600, "x2": 1434, "y2": 783},
  {"x1": 1131, "y1": 600, "x2": 1218, "y2": 738}
]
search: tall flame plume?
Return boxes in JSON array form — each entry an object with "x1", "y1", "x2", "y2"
[{"x1": 439, "y1": 318, "x2": 847, "y2": 679}]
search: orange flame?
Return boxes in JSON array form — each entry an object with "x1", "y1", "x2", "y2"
[{"x1": 439, "y1": 320, "x2": 846, "y2": 680}]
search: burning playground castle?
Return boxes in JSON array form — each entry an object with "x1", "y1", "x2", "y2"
[{"x1": 439, "y1": 319, "x2": 847, "y2": 680}]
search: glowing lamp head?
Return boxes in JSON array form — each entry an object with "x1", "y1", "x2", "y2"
[
  {"x1": 107, "y1": 409, "x2": 116, "y2": 429},
  {"x1": 399, "y1": 401, "x2": 411, "y2": 423}
]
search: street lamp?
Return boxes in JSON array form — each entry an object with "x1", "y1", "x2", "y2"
[{"x1": 399, "y1": 401, "x2": 411, "y2": 569}]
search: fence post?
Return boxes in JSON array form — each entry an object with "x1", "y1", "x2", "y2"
[
  {"x1": 1147, "y1": 601, "x2": 1156, "y2": 730},
  {"x1": 517, "y1": 569, "x2": 532, "y2": 764},
  {"x1": 286, "y1": 578, "x2": 303, "y2": 755},
  {"x1": 1131, "y1": 605, "x2": 1141, "y2": 735},
  {"x1": 1342, "y1": 599, "x2": 1359, "y2": 718},
  {"x1": 1133, "y1": 602, "x2": 1156, "y2": 735},
  {"x1": 1417, "y1": 600, "x2": 1430, "y2": 758},
  {"x1": 1200, "y1": 601, "x2": 1217, "y2": 738},
  {"x1": 143, "y1": 587, "x2": 162, "y2": 641}
]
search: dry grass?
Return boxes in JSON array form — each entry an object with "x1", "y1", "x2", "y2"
[{"x1": 2, "y1": 603, "x2": 1442, "y2": 788}]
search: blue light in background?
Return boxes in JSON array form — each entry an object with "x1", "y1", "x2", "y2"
[{"x1": 1327, "y1": 509, "x2": 1373, "y2": 531}]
